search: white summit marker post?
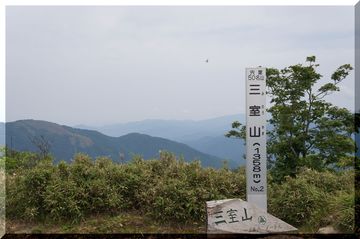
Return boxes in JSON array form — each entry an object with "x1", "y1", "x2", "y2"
[
  {"x1": 206, "y1": 68, "x2": 297, "y2": 234},
  {"x1": 245, "y1": 67, "x2": 267, "y2": 212}
]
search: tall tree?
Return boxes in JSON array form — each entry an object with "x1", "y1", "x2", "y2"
[{"x1": 226, "y1": 56, "x2": 355, "y2": 180}]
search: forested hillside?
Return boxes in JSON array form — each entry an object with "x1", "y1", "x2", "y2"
[{"x1": 3, "y1": 120, "x2": 236, "y2": 168}]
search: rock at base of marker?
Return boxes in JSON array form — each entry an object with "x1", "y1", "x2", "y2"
[
  {"x1": 206, "y1": 198, "x2": 297, "y2": 234},
  {"x1": 318, "y1": 226, "x2": 338, "y2": 234}
]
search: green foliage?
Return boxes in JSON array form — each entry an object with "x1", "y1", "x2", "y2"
[
  {"x1": 119, "y1": 152, "x2": 246, "y2": 223},
  {"x1": 44, "y1": 178, "x2": 85, "y2": 222},
  {"x1": 6, "y1": 151, "x2": 245, "y2": 224},
  {"x1": 269, "y1": 173, "x2": 326, "y2": 227},
  {"x1": 5, "y1": 149, "x2": 41, "y2": 173},
  {"x1": 143, "y1": 155, "x2": 246, "y2": 223},
  {"x1": 6, "y1": 158, "x2": 54, "y2": 221},
  {"x1": 267, "y1": 57, "x2": 354, "y2": 180},
  {"x1": 328, "y1": 190, "x2": 355, "y2": 232},
  {"x1": 6, "y1": 151, "x2": 355, "y2": 232},
  {"x1": 225, "y1": 121, "x2": 246, "y2": 139},
  {"x1": 268, "y1": 168, "x2": 354, "y2": 231},
  {"x1": 226, "y1": 56, "x2": 355, "y2": 181}
]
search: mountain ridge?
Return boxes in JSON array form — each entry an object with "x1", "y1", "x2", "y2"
[
  {"x1": 3, "y1": 119, "x2": 238, "y2": 168},
  {"x1": 74, "y1": 114, "x2": 245, "y2": 139},
  {"x1": 75, "y1": 114, "x2": 246, "y2": 165}
]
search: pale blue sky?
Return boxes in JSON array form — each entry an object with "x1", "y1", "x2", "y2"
[{"x1": 6, "y1": 6, "x2": 355, "y2": 125}]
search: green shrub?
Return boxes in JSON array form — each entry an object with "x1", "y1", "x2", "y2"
[
  {"x1": 6, "y1": 150, "x2": 354, "y2": 232},
  {"x1": 140, "y1": 153, "x2": 246, "y2": 223},
  {"x1": 148, "y1": 160, "x2": 209, "y2": 222},
  {"x1": 268, "y1": 168, "x2": 355, "y2": 231},
  {"x1": 328, "y1": 190, "x2": 355, "y2": 232},
  {"x1": 69, "y1": 153, "x2": 97, "y2": 186},
  {"x1": 43, "y1": 155, "x2": 126, "y2": 222},
  {"x1": 268, "y1": 174, "x2": 327, "y2": 227},
  {"x1": 6, "y1": 159, "x2": 54, "y2": 220},
  {"x1": 20, "y1": 163, "x2": 54, "y2": 218},
  {"x1": 119, "y1": 157, "x2": 156, "y2": 209},
  {"x1": 5, "y1": 151, "x2": 40, "y2": 173},
  {"x1": 6, "y1": 151, "x2": 248, "y2": 224},
  {"x1": 150, "y1": 178, "x2": 196, "y2": 222},
  {"x1": 295, "y1": 167, "x2": 354, "y2": 193},
  {"x1": 44, "y1": 178, "x2": 85, "y2": 222}
]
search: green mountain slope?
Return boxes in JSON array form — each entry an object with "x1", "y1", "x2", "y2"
[
  {"x1": 4, "y1": 119, "x2": 237, "y2": 168},
  {"x1": 76, "y1": 114, "x2": 247, "y2": 165}
]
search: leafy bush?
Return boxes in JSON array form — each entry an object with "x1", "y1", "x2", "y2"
[
  {"x1": 44, "y1": 178, "x2": 85, "y2": 222},
  {"x1": 294, "y1": 167, "x2": 354, "y2": 193},
  {"x1": 142, "y1": 153, "x2": 246, "y2": 223},
  {"x1": 5, "y1": 151, "x2": 355, "y2": 232},
  {"x1": 328, "y1": 190, "x2": 355, "y2": 232},
  {"x1": 5, "y1": 150, "x2": 41, "y2": 173},
  {"x1": 269, "y1": 174, "x2": 326, "y2": 227},
  {"x1": 43, "y1": 154, "x2": 125, "y2": 221},
  {"x1": 268, "y1": 168, "x2": 355, "y2": 231},
  {"x1": 6, "y1": 159, "x2": 54, "y2": 221},
  {"x1": 146, "y1": 160, "x2": 207, "y2": 222}
]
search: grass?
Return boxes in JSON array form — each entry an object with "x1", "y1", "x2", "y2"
[
  {"x1": 6, "y1": 211, "x2": 206, "y2": 234},
  {"x1": 6, "y1": 210, "x2": 339, "y2": 234}
]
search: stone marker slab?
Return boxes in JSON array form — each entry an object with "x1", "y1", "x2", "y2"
[{"x1": 207, "y1": 199, "x2": 297, "y2": 234}]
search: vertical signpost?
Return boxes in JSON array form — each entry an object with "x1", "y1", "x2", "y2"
[
  {"x1": 206, "y1": 67, "x2": 297, "y2": 234},
  {"x1": 246, "y1": 68, "x2": 267, "y2": 212}
]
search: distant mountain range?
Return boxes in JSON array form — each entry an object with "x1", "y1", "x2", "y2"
[
  {"x1": 2, "y1": 115, "x2": 358, "y2": 167},
  {"x1": 76, "y1": 114, "x2": 246, "y2": 165},
  {"x1": 76, "y1": 114, "x2": 245, "y2": 141},
  {"x1": 2, "y1": 120, "x2": 239, "y2": 169}
]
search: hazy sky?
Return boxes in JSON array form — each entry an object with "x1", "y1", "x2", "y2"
[{"x1": 6, "y1": 6, "x2": 355, "y2": 125}]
